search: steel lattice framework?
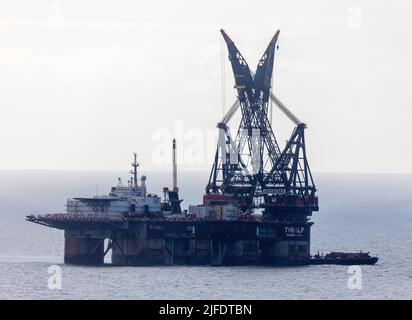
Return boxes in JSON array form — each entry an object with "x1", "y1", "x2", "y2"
[{"x1": 207, "y1": 29, "x2": 318, "y2": 213}]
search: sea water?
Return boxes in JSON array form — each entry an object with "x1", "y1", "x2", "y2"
[{"x1": 0, "y1": 171, "x2": 410, "y2": 299}]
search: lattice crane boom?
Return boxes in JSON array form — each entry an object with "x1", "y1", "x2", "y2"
[{"x1": 207, "y1": 29, "x2": 318, "y2": 217}]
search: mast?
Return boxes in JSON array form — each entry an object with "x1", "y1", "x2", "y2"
[{"x1": 131, "y1": 152, "x2": 139, "y2": 188}]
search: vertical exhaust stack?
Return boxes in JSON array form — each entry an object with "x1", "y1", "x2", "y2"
[
  {"x1": 169, "y1": 139, "x2": 182, "y2": 214},
  {"x1": 160, "y1": 139, "x2": 183, "y2": 214},
  {"x1": 172, "y1": 139, "x2": 178, "y2": 192}
]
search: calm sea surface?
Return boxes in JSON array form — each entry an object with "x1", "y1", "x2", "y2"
[{"x1": 0, "y1": 171, "x2": 411, "y2": 299}]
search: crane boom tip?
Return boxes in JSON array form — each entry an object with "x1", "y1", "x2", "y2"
[
  {"x1": 220, "y1": 29, "x2": 233, "y2": 44},
  {"x1": 270, "y1": 30, "x2": 280, "y2": 44}
]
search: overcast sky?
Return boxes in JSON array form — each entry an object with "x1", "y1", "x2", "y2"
[{"x1": 0, "y1": 0, "x2": 411, "y2": 173}]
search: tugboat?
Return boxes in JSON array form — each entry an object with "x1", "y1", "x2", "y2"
[{"x1": 310, "y1": 251, "x2": 378, "y2": 265}]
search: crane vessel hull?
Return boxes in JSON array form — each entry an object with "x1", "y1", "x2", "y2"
[{"x1": 27, "y1": 215, "x2": 313, "y2": 266}]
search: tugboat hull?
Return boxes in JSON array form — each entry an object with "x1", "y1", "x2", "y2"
[
  {"x1": 310, "y1": 258, "x2": 378, "y2": 265},
  {"x1": 310, "y1": 252, "x2": 378, "y2": 265}
]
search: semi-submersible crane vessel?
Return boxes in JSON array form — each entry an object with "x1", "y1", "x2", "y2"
[{"x1": 27, "y1": 29, "x2": 322, "y2": 266}]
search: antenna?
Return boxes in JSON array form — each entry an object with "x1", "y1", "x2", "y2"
[
  {"x1": 131, "y1": 152, "x2": 139, "y2": 188},
  {"x1": 172, "y1": 139, "x2": 178, "y2": 191}
]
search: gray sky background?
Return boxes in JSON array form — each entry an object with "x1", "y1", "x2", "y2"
[{"x1": 0, "y1": 0, "x2": 410, "y2": 172}]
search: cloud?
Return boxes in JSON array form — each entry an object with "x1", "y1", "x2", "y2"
[{"x1": 0, "y1": 1, "x2": 411, "y2": 172}]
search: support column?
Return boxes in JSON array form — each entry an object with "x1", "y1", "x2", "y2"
[{"x1": 64, "y1": 231, "x2": 104, "y2": 265}]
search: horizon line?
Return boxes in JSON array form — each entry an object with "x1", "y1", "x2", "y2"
[{"x1": 0, "y1": 168, "x2": 411, "y2": 175}]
